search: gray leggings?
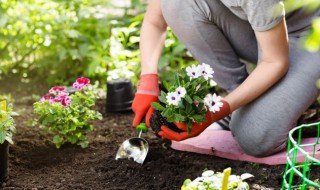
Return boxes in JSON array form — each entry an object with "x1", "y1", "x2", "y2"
[{"x1": 161, "y1": 0, "x2": 320, "y2": 157}]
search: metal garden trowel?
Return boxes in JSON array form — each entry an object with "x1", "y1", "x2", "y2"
[{"x1": 115, "y1": 123, "x2": 149, "y2": 164}]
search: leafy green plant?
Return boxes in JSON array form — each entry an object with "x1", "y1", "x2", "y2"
[
  {"x1": 33, "y1": 77, "x2": 102, "y2": 148},
  {"x1": 181, "y1": 169, "x2": 253, "y2": 190},
  {"x1": 0, "y1": 103, "x2": 17, "y2": 145},
  {"x1": 284, "y1": 0, "x2": 320, "y2": 52},
  {"x1": 151, "y1": 63, "x2": 222, "y2": 133},
  {"x1": 0, "y1": 0, "x2": 112, "y2": 86}
]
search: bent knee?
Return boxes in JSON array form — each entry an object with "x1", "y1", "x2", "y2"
[{"x1": 234, "y1": 132, "x2": 287, "y2": 157}]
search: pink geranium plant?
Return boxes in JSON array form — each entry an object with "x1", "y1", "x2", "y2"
[
  {"x1": 34, "y1": 77, "x2": 102, "y2": 148},
  {"x1": 152, "y1": 63, "x2": 223, "y2": 133}
]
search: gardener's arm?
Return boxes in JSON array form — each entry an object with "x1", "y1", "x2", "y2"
[
  {"x1": 224, "y1": 18, "x2": 289, "y2": 111},
  {"x1": 131, "y1": 0, "x2": 167, "y2": 127},
  {"x1": 140, "y1": 0, "x2": 167, "y2": 75}
]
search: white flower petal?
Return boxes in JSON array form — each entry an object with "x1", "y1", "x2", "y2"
[
  {"x1": 240, "y1": 173, "x2": 254, "y2": 180},
  {"x1": 198, "y1": 63, "x2": 214, "y2": 80},
  {"x1": 202, "y1": 170, "x2": 214, "y2": 177},
  {"x1": 186, "y1": 64, "x2": 200, "y2": 79},
  {"x1": 175, "y1": 86, "x2": 187, "y2": 98},
  {"x1": 166, "y1": 92, "x2": 181, "y2": 106}
]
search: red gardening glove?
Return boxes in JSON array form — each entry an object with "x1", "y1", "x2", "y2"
[
  {"x1": 132, "y1": 74, "x2": 159, "y2": 127},
  {"x1": 158, "y1": 100, "x2": 231, "y2": 141}
]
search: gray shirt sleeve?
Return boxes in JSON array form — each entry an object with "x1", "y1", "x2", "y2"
[{"x1": 241, "y1": 0, "x2": 285, "y2": 31}]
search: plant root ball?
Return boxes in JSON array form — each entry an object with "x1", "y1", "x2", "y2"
[{"x1": 149, "y1": 110, "x2": 184, "y2": 138}]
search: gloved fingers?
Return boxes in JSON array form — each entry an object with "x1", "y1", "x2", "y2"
[
  {"x1": 132, "y1": 113, "x2": 145, "y2": 127},
  {"x1": 158, "y1": 131, "x2": 170, "y2": 140},
  {"x1": 160, "y1": 126, "x2": 190, "y2": 141},
  {"x1": 145, "y1": 107, "x2": 154, "y2": 128},
  {"x1": 173, "y1": 122, "x2": 188, "y2": 131}
]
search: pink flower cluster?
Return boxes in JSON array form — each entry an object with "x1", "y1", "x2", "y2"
[
  {"x1": 39, "y1": 86, "x2": 71, "y2": 106},
  {"x1": 73, "y1": 77, "x2": 90, "y2": 90},
  {"x1": 39, "y1": 77, "x2": 90, "y2": 106}
]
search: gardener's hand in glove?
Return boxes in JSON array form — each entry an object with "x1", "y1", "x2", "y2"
[
  {"x1": 158, "y1": 100, "x2": 231, "y2": 141},
  {"x1": 132, "y1": 74, "x2": 159, "y2": 127}
]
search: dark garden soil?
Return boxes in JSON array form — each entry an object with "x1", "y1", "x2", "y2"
[{"x1": 1, "y1": 99, "x2": 320, "y2": 190}]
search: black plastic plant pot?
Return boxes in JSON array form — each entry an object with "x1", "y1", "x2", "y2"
[
  {"x1": 149, "y1": 110, "x2": 184, "y2": 138},
  {"x1": 0, "y1": 141, "x2": 9, "y2": 182},
  {"x1": 106, "y1": 78, "x2": 134, "y2": 112}
]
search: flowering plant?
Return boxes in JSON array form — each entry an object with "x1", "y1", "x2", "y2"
[
  {"x1": 181, "y1": 169, "x2": 253, "y2": 190},
  {"x1": 0, "y1": 103, "x2": 17, "y2": 145},
  {"x1": 33, "y1": 77, "x2": 102, "y2": 148},
  {"x1": 151, "y1": 63, "x2": 223, "y2": 133}
]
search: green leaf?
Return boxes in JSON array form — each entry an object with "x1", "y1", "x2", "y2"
[
  {"x1": 5, "y1": 136, "x2": 13, "y2": 144},
  {"x1": 186, "y1": 103, "x2": 192, "y2": 114},
  {"x1": 53, "y1": 135, "x2": 63, "y2": 144},
  {"x1": 67, "y1": 135, "x2": 78, "y2": 144},
  {"x1": 163, "y1": 80, "x2": 170, "y2": 91},
  {"x1": 192, "y1": 114, "x2": 204, "y2": 121},
  {"x1": 175, "y1": 73, "x2": 181, "y2": 86},
  {"x1": 187, "y1": 122, "x2": 192, "y2": 134},
  {"x1": 172, "y1": 43, "x2": 186, "y2": 55},
  {"x1": 0, "y1": 131, "x2": 6, "y2": 144},
  {"x1": 184, "y1": 94, "x2": 193, "y2": 104},
  {"x1": 78, "y1": 140, "x2": 89, "y2": 148},
  {"x1": 159, "y1": 92, "x2": 167, "y2": 104},
  {"x1": 162, "y1": 108, "x2": 170, "y2": 117},
  {"x1": 151, "y1": 102, "x2": 165, "y2": 111},
  {"x1": 193, "y1": 96, "x2": 203, "y2": 102}
]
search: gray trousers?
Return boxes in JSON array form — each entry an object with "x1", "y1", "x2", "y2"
[{"x1": 161, "y1": 0, "x2": 320, "y2": 157}]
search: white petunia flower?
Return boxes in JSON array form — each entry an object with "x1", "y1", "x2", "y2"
[
  {"x1": 198, "y1": 63, "x2": 214, "y2": 80},
  {"x1": 166, "y1": 92, "x2": 181, "y2": 106},
  {"x1": 186, "y1": 64, "x2": 200, "y2": 79},
  {"x1": 175, "y1": 86, "x2": 187, "y2": 98},
  {"x1": 204, "y1": 93, "x2": 223, "y2": 113}
]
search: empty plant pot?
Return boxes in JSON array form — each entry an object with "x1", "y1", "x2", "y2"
[
  {"x1": 106, "y1": 78, "x2": 134, "y2": 112},
  {"x1": 0, "y1": 141, "x2": 9, "y2": 182}
]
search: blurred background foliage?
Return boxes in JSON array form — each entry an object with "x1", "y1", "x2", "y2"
[
  {"x1": 0, "y1": 0, "x2": 319, "y2": 96},
  {"x1": 0, "y1": 0, "x2": 194, "y2": 96}
]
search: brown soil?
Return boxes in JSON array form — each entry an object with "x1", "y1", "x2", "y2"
[{"x1": 0, "y1": 99, "x2": 320, "y2": 190}]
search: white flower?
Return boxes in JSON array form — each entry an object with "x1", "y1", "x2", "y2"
[
  {"x1": 204, "y1": 93, "x2": 223, "y2": 113},
  {"x1": 198, "y1": 63, "x2": 214, "y2": 80},
  {"x1": 186, "y1": 64, "x2": 200, "y2": 79},
  {"x1": 202, "y1": 170, "x2": 214, "y2": 177},
  {"x1": 175, "y1": 86, "x2": 187, "y2": 98},
  {"x1": 238, "y1": 182, "x2": 250, "y2": 190},
  {"x1": 166, "y1": 92, "x2": 181, "y2": 106}
]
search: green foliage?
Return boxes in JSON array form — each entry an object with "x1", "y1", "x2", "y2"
[
  {"x1": 152, "y1": 64, "x2": 216, "y2": 133},
  {"x1": 304, "y1": 18, "x2": 320, "y2": 52},
  {"x1": 108, "y1": 14, "x2": 196, "y2": 85},
  {"x1": 0, "y1": 104, "x2": 17, "y2": 144},
  {"x1": 0, "y1": 0, "x2": 196, "y2": 88},
  {"x1": 0, "y1": 0, "x2": 111, "y2": 86},
  {"x1": 33, "y1": 81, "x2": 102, "y2": 149},
  {"x1": 285, "y1": 0, "x2": 320, "y2": 52}
]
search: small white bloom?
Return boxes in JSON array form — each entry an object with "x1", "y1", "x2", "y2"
[
  {"x1": 175, "y1": 86, "x2": 187, "y2": 98},
  {"x1": 166, "y1": 92, "x2": 181, "y2": 106},
  {"x1": 238, "y1": 182, "x2": 250, "y2": 190},
  {"x1": 197, "y1": 184, "x2": 206, "y2": 190},
  {"x1": 198, "y1": 63, "x2": 214, "y2": 80},
  {"x1": 202, "y1": 170, "x2": 214, "y2": 177},
  {"x1": 240, "y1": 173, "x2": 254, "y2": 180},
  {"x1": 228, "y1": 175, "x2": 240, "y2": 183},
  {"x1": 186, "y1": 64, "x2": 200, "y2": 79},
  {"x1": 204, "y1": 93, "x2": 223, "y2": 113}
]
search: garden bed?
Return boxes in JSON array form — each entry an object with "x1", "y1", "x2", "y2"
[{"x1": 1, "y1": 99, "x2": 319, "y2": 190}]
